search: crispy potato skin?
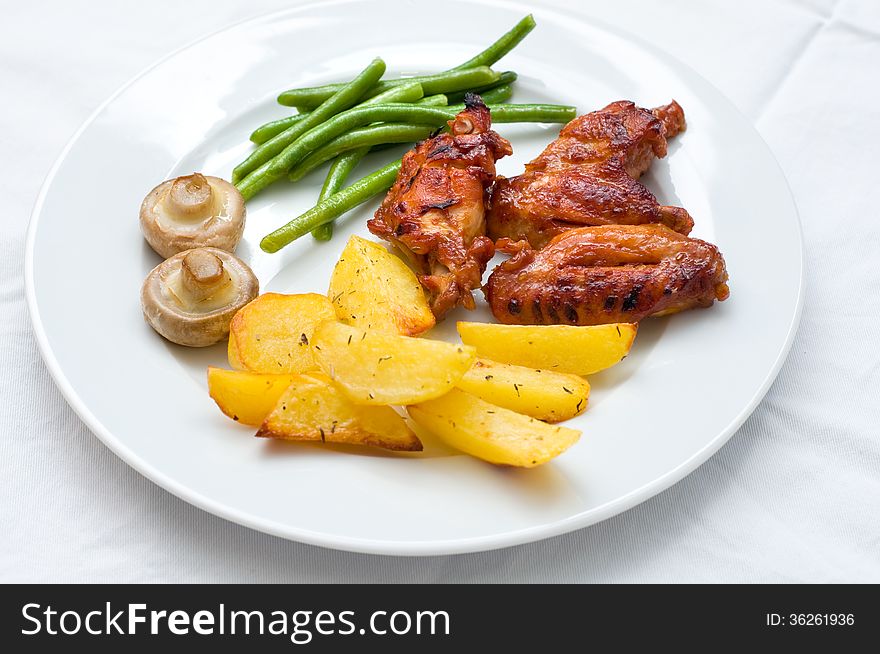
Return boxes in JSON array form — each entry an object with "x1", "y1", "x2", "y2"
[
  {"x1": 408, "y1": 388, "x2": 581, "y2": 467},
  {"x1": 227, "y1": 293, "x2": 335, "y2": 373},
  {"x1": 311, "y1": 321, "x2": 476, "y2": 405},
  {"x1": 456, "y1": 358, "x2": 589, "y2": 422},
  {"x1": 328, "y1": 235, "x2": 435, "y2": 336},
  {"x1": 256, "y1": 374, "x2": 421, "y2": 452},
  {"x1": 207, "y1": 367, "x2": 300, "y2": 427},
  {"x1": 457, "y1": 321, "x2": 637, "y2": 376}
]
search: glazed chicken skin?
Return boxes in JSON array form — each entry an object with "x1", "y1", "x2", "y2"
[
  {"x1": 368, "y1": 94, "x2": 512, "y2": 318},
  {"x1": 487, "y1": 100, "x2": 693, "y2": 249},
  {"x1": 484, "y1": 224, "x2": 729, "y2": 326}
]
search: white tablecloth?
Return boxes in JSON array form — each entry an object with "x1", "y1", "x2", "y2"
[{"x1": 2, "y1": 0, "x2": 878, "y2": 582}]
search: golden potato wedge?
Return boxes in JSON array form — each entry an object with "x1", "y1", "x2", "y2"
[
  {"x1": 457, "y1": 322, "x2": 637, "y2": 375},
  {"x1": 456, "y1": 358, "x2": 589, "y2": 422},
  {"x1": 408, "y1": 388, "x2": 581, "y2": 467},
  {"x1": 328, "y1": 235, "x2": 435, "y2": 336},
  {"x1": 256, "y1": 373, "x2": 421, "y2": 452},
  {"x1": 311, "y1": 321, "x2": 476, "y2": 405},
  {"x1": 228, "y1": 293, "x2": 335, "y2": 373},
  {"x1": 207, "y1": 367, "x2": 301, "y2": 427}
]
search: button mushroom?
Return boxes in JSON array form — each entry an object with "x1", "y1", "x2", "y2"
[
  {"x1": 141, "y1": 247, "x2": 259, "y2": 347},
  {"x1": 140, "y1": 173, "x2": 246, "y2": 258}
]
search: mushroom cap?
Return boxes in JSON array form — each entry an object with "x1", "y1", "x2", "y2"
[
  {"x1": 140, "y1": 174, "x2": 246, "y2": 259},
  {"x1": 141, "y1": 247, "x2": 258, "y2": 347}
]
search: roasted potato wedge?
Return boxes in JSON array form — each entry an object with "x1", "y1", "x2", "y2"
[
  {"x1": 312, "y1": 321, "x2": 476, "y2": 405},
  {"x1": 456, "y1": 358, "x2": 589, "y2": 422},
  {"x1": 256, "y1": 373, "x2": 421, "y2": 452},
  {"x1": 408, "y1": 388, "x2": 581, "y2": 467},
  {"x1": 207, "y1": 367, "x2": 300, "y2": 427},
  {"x1": 228, "y1": 293, "x2": 335, "y2": 373},
  {"x1": 328, "y1": 235, "x2": 435, "y2": 336},
  {"x1": 457, "y1": 322, "x2": 637, "y2": 375}
]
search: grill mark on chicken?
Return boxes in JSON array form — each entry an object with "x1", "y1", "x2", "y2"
[
  {"x1": 621, "y1": 285, "x2": 642, "y2": 312},
  {"x1": 423, "y1": 199, "x2": 459, "y2": 211},
  {"x1": 487, "y1": 100, "x2": 693, "y2": 248},
  {"x1": 532, "y1": 297, "x2": 544, "y2": 323},
  {"x1": 429, "y1": 144, "x2": 453, "y2": 158},
  {"x1": 484, "y1": 224, "x2": 729, "y2": 326}
]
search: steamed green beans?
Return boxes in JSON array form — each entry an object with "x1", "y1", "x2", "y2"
[
  {"x1": 236, "y1": 104, "x2": 452, "y2": 199},
  {"x1": 290, "y1": 90, "x2": 510, "y2": 182},
  {"x1": 468, "y1": 84, "x2": 513, "y2": 105},
  {"x1": 416, "y1": 94, "x2": 449, "y2": 106},
  {"x1": 289, "y1": 123, "x2": 435, "y2": 182},
  {"x1": 276, "y1": 14, "x2": 534, "y2": 108},
  {"x1": 311, "y1": 149, "x2": 368, "y2": 241},
  {"x1": 278, "y1": 66, "x2": 499, "y2": 110},
  {"x1": 233, "y1": 57, "x2": 386, "y2": 183},
  {"x1": 261, "y1": 160, "x2": 403, "y2": 253},
  {"x1": 446, "y1": 71, "x2": 517, "y2": 103},
  {"x1": 250, "y1": 79, "x2": 425, "y2": 145},
  {"x1": 236, "y1": 102, "x2": 575, "y2": 200},
  {"x1": 250, "y1": 113, "x2": 308, "y2": 145},
  {"x1": 461, "y1": 102, "x2": 575, "y2": 123},
  {"x1": 450, "y1": 15, "x2": 535, "y2": 70},
  {"x1": 308, "y1": 93, "x2": 447, "y2": 239}
]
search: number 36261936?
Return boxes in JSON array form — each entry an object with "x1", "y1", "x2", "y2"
[{"x1": 766, "y1": 613, "x2": 855, "y2": 626}]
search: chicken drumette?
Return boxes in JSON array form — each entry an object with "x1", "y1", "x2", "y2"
[
  {"x1": 368, "y1": 94, "x2": 512, "y2": 318},
  {"x1": 484, "y1": 224, "x2": 729, "y2": 326},
  {"x1": 487, "y1": 100, "x2": 692, "y2": 248}
]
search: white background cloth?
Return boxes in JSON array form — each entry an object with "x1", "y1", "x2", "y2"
[{"x1": 2, "y1": 0, "x2": 878, "y2": 583}]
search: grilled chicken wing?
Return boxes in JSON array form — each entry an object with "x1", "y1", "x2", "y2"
[
  {"x1": 487, "y1": 100, "x2": 692, "y2": 248},
  {"x1": 484, "y1": 224, "x2": 729, "y2": 326},
  {"x1": 368, "y1": 95, "x2": 512, "y2": 318}
]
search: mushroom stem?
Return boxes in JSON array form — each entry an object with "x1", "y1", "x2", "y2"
[
  {"x1": 167, "y1": 173, "x2": 215, "y2": 221},
  {"x1": 181, "y1": 249, "x2": 228, "y2": 302}
]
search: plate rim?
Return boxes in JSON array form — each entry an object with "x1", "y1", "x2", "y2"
[{"x1": 24, "y1": 0, "x2": 805, "y2": 556}]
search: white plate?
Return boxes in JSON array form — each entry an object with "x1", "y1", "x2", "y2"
[{"x1": 26, "y1": 0, "x2": 802, "y2": 555}]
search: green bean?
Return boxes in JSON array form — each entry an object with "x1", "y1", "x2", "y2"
[
  {"x1": 450, "y1": 15, "x2": 535, "y2": 70},
  {"x1": 368, "y1": 99, "x2": 445, "y2": 154},
  {"x1": 261, "y1": 160, "x2": 402, "y2": 253},
  {"x1": 236, "y1": 102, "x2": 575, "y2": 200},
  {"x1": 236, "y1": 104, "x2": 449, "y2": 199},
  {"x1": 446, "y1": 71, "x2": 518, "y2": 103},
  {"x1": 309, "y1": 88, "x2": 441, "y2": 238},
  {"x1": 276, "y1": 14, "x2": 534, "y2": 108},
  {"x1": 470, "y1": 84, "x2": 513, "y2": 105},
  {"x1": 278, "y1": 66, "x2": 498, "y2": 110},
  {"x1": 289, "y1": 123, "x2": 435, "y2": 183},
  {"x1": 250, "y1": 81, "x2": 425, "y2": 145},
  {"x1": 361, "y1": 80, "x2": 424, "y2": 105},
  {"x1": 290, "y1": 98, "x2": 445, "y2": 182},
  {"x1": 469, "y1": 102, "x2": 574, "y2": 123},
  {"x1": 311, "y1": 149, "x2": 368, "y2": 241},
  {"x1": 294, "y1": 89, "x2": 523, "y2": 182},
  {"x1": 416, "y1": 94, "x2": 448, "y2": 106},
  {"x1": 233, "y1": 57, "x2": 385, "y2": 183},
  {"x1": 250, "y1": 112, "x2": 308, "y2": 144}
]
